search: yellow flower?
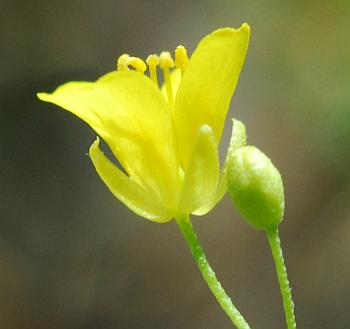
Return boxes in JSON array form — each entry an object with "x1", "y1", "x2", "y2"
[{"x1": 37, "y1": 24, "x2": 250, "y2": 222}]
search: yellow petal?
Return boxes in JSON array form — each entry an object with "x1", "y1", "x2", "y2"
[
  {"x1": 89, "y1": 138, "x2": 173, "y2": 222},
  {"x1": 38, "y1": 71, "x2": 181, "y2": 209},
  {"x1": 179, "y1": 125, "x2": 219, "y2": 215},
  {"x1": 174, "y1": 23, "x2": 250, "y2": 167},
  {"x1": 38, "y1": 82, "x2": 108, "y2": 139},
  {"x1": 193, "y1": 119, "x2": 247, "y2": 216}
]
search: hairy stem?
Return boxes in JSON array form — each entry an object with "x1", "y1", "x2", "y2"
[
  {"x1": 176, "y1": 214, "x2": 251, "y2": 329},
  {"x1": 266, "y1": 227, "x2": 296, "y2": 329}
]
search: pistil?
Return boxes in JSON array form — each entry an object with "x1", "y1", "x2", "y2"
[
  {"x1": 159, "y1": 51, "x2": 175, "y2": 106},
  {"x1": 175, "y1": 45, "x2": 189, "y2": 76}
]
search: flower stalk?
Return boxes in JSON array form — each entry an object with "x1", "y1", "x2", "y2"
[
  {"x1": 266, "y1": 227, "x2": 296, "y2": 329},
  {"x1": 176, "y1": 214, "x2": 251, "y2": 329}
]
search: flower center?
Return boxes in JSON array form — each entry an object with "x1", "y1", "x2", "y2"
[{"x1": 116, "y1": 46, "x2": 189, "y2": 105}]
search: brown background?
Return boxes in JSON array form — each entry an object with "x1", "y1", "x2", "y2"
[{"x1": 1, "y1": 1, "x2": 350, "y2": 328}]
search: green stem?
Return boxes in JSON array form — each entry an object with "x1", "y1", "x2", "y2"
[
  {"x1": 266, "y1": 228, "x2": 296, "y2": 329},
  {"x1": 175, "y1": 214, "x2": 251, "y2": 329}
]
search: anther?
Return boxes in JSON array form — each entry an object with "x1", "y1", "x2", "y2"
[
  {"x1": 126, "y1": 57, "x2": 147, "y2": 74},
  {"x1": 146, "y1": 54, "x2": 160, "y2": 86},
  {"x1": 175, "y1": 45, "x2": 189, "y2": 75},
  {"x1": 159, "y1": 52, "x2": 175, "y2": 105},
  {"x1": 117, "y1": 54, "x2": 130, "y2": 71}
]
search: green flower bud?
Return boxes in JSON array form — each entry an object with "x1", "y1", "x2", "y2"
[{"x1": 227, "y1": 146, "x2": 284, "y2": 230}]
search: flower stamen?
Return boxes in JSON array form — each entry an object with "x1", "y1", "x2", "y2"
[
  {"x1": 146, "y1": 54, "x2": 160, "y2": 87},
  {"x1": 117, "y1": 54, "x2": 130, "y2": 71},
  {"x1": 175, "y1": 45, "x2": 189, "y2": 76},
  {"x1": 159, "y1": 51, "x2": 175, "y2": 106},
  {"x1": 126, "y1": 57, "x2": 147, "y2": 74}
]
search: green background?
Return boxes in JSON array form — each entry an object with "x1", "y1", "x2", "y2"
[{"x1": 1, "y1": 1, "x2": 350, "y2": 328}]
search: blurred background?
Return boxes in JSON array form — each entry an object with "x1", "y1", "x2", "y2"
[{"x1": 1, "y1": 1, "x2": 350, "y2": 328}]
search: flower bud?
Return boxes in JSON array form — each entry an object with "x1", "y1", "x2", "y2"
[{"x1": 227, "y1": 146, "x2": 284, "y2": 230}]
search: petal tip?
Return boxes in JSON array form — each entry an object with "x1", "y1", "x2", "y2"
[
  {"x1": 211, "y1": 23, "x2": 250, "y2": 37},
  {"x1": 238, "y1": 23, "x2": 250, "y2": 40},
  {"x1": 89, "y1": 137, "x2": 101, "y2": 159},
  {"x1": 240, "y1": 22, "x2": 250, "y2": 32},
  {"x1": 37, "y1": 92, "x2": 50, "y2": 102}
]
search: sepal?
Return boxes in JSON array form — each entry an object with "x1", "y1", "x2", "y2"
[
  {"x1": 193, "y1": 118, "x2": 247, "y2": 215},
  {"x1": 179, "y1": 125, "x2": 220, "y2": 214}
]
